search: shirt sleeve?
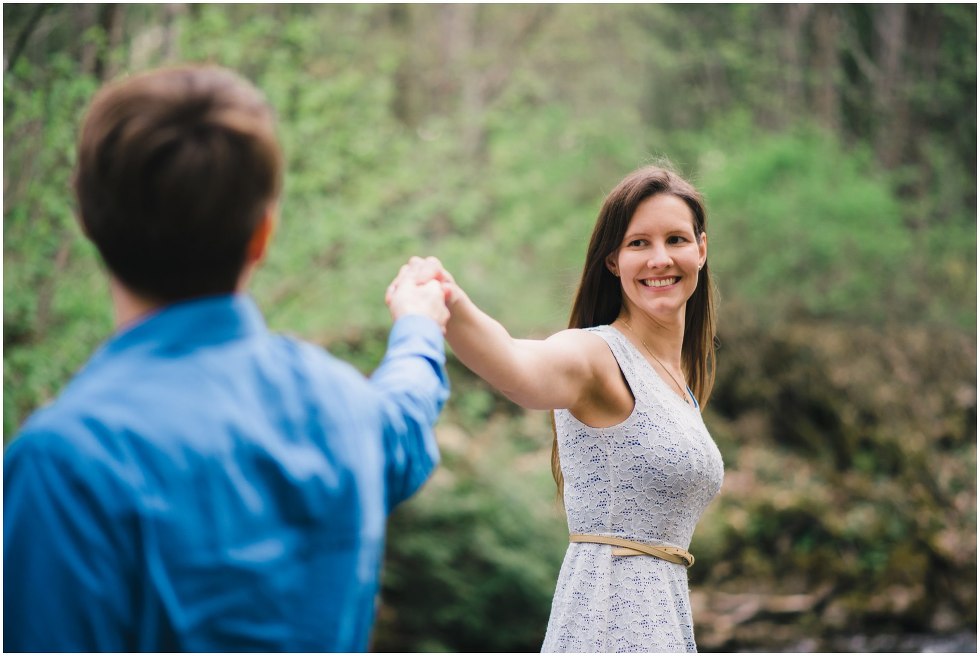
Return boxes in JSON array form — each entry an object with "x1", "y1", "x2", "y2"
[
  {"x1": 369, "y1": 314, "x2": 449, "y2": 512},
  {"x1": 3, "y1": 432, "x2": 137, "y2": 652}
]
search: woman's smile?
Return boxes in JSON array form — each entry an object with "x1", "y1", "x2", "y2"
[{"x1": 640, "y1": 276, "x2": 681, "y2": 289}]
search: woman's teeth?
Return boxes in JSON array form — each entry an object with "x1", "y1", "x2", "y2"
[{"x1": 642, "y1": 277, "x2": 678, "y2": 288}]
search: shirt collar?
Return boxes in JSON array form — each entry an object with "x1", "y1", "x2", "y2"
[{"x1": 98, "y1": 294, "x2": 268, "y2": 359}]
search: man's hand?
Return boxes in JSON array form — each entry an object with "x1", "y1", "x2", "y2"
[{"x1": 386, "y1": 256, "x2": 452, "y2": 332}]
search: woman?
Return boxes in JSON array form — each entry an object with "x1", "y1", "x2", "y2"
[{"x1": 401, "y1": 165, "x2": 724, "y2": 652}]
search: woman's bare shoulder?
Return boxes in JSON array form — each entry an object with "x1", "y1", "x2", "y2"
[
  {"x1": 546, "y1": 326, "x2": 608, "y2": 341},
  {"x1": 551, "y1": 327, "x2": 633, "y2": 426},
  {"x1": 543, "y1": 328, "x2": 619, "y2": 375}
]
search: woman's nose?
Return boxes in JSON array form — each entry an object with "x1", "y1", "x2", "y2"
[{"x1": 646, "y1": 248, "x2": 672, "y2": 269}]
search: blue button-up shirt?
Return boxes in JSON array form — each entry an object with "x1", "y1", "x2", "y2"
[{"x1": 3, "y1": 295, "x2": 449, "y2": 651}]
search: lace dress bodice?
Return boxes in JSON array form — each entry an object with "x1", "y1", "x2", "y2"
[{"x1": 541, "y1": 325, "x2": 724, "y2": 653}]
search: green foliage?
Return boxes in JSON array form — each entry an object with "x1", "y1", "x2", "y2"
[
  {"x1": 692, "y1": 120, "x2": 975, "y2": 329},
  {"x1": 3, "y1": 54, "x2": 108, "y2": 437},
  {"x1": 376, "y1": 412, "x2": 566, "y2": 652},
  {"x1": 694, "y1": 122, "x2": 909, "y2": 322}
]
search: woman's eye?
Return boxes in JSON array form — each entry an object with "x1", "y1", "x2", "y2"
[
  {"x1": 628, "y1": 239, "x2": 646, "y2": 247},
  {"x1": 667, "y1": 235, "x2": 687, "y2": 245}
]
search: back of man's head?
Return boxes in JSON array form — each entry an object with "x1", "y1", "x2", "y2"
[{"x1": 74, "y1": 65, "x2": 283, "y2": 302}]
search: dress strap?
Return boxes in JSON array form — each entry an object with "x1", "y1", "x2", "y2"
[
  {"x1": 583, "y1": 326, "x2": 648, "y2": 401},
  {"x1": 569, "y1": 534, "x2": 695, "y2": 568},
  {"x1": 588, "y1": 326, "x2": 699, "y2": 412}
]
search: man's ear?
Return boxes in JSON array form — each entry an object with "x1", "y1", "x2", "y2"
[
  {"x1": 605, "y1": 252, "x2": 619, "y2": 277},
  {"x1": 246, "y1": 206, "x2": 278, "y2": 264}
]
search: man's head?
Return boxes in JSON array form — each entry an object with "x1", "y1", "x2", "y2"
[{"x1": 73, "y1": 65, "x2": 283, "y2": 302}]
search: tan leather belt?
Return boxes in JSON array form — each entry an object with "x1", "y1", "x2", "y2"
[{"x1": 569, "y1": 534, "x2": 695, "y2": 568}]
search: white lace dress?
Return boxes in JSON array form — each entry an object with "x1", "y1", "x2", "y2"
[{"x1": 541, "y1": 325, "x2": 724, "y2": 653}]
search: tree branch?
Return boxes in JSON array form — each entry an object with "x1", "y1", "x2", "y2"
[{"x1": 5, "y1": 4, "x2": 48, "y2": 74}]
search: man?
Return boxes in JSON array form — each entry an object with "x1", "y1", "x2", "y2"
[{"x1": 4, "y1": 65, "x2": 450, "y2": 651}]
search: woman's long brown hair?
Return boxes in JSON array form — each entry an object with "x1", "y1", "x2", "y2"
[{"x1": 551, "y1": 165, "x2": 718, "y2": 497}]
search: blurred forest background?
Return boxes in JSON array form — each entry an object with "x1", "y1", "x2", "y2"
[{"x1": 3, "y1": 3, "x2": 976, "y2": 652}]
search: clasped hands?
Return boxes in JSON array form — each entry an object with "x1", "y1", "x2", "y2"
[{"x1": 385, "y1": 256, "x2": 459, "y2": 333}]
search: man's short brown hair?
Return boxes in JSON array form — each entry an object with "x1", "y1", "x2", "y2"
[{"x1": 73, "y1": 65, "x2": 283, "y2": 302}]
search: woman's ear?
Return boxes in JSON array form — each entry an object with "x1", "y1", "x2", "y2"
[
  {"x1": 605, "y1": 252, "x2": 620, "y2": 277},
  {"x1": 698, "y1": 231, "x2": 707, "y2": 269}
]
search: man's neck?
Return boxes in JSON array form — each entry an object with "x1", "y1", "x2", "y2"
[
  {"x1": 108, "y1": 266, "x2": 256, "y2": 330},
  {"x1": 109, "y1": 278, "x2": 163, "y2": 330}
]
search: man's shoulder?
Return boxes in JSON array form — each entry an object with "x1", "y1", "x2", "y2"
[
  {"x1": 5, "y1": 331, "x2": 385, "y2": 462},
  {"x1": 4, "y1": 399, "x2": 132, "y2": 506},
  {"x1": 8, "y1": 386, "x2": 121, "y2": 464},
  {"x1": 270, "y1": 333, "x2": 377, "y2": 396}
]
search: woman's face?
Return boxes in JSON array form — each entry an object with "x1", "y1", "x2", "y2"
[{"x1": 605, "y1": 193, "x2": 707, "y2": 324}]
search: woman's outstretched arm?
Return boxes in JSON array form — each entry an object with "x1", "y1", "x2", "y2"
[
  {"x1": 442, "y1": 273, "x2": 609, "y2": 413},
  {"x1": 388, "y1": 256, "x2": 627, "y2": 423}
]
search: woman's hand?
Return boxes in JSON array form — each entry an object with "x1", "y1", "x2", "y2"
[{"x1": 385, "y1": 256, "x2": 453, "y2": 332}]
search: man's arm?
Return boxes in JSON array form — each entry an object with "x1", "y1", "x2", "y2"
[
  {"x1": 372, "y1": 260, "x2": 452, "y2": 511},
  {"x1": 370, "y1": 314, "x2": 449, "y2": 511},
  {"x1": 3, "y1": 433, "x2": 137, "y2": 651}
]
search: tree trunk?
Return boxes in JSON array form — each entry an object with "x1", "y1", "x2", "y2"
[
  {"x1": 873, "y1": 4, "x2": 909, "y2": 168},
  {"x1": 160, "y1": 4, "x2": 185, "y2": 62},
  {"x1": 78, "y1": 4, "x2": 99, "y2": 75},
  {"x1": 78, "y1": 4, "x2": 124, "y2": 81},
  {"x1": 4, "y1": 4, "x2": 48, "y2": 74},
  {"x1": 811, "y1": 6, "x2": 841, "y2": 133},
  {"x1": 98, "y1": 4, "x2": 124, "y2": 80},
  {"x1": 781, "y1": 4, "x2": 813, "y2": 122},
  {"x1": 441, "y1": 3, "x2": 484, "y2": 158},
  {"x1": 388, "y1": 4, "x2": 417, "y2": 127}
]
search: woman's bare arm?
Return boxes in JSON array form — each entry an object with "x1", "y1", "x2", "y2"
[
  {"x1": 387, "y1": 256, "x2": 627, "y2": 421},
  {"x1": 445, "y1": 285, "x2": 610, "y2": 412}
]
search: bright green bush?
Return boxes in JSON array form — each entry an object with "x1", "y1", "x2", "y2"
[{"x1": 697, "y1": 124, "x2": 906, "y2": 322}]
